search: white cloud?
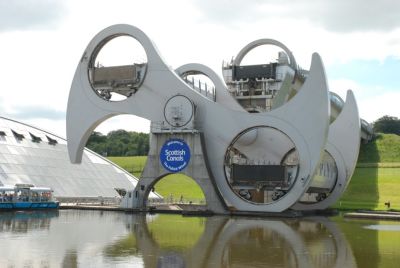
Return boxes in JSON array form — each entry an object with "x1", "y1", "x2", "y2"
[
  {"x1": 330, "y1": 78, "x2": 400, "y2": 122},
  {"x1": 0, "y1": 0, "x2": 67, "y2": 31},
  {"x1": 0, "y1": 0, "x2": 399, "y2": 136},
  {"x1": 329, "y1": 79, "x2": 362, "y2": 100},
  {"x1": 358, "y1": 91, "x2": 400, "y2": 123},
  {"x1": 94, "y1": 115, "x2": 150, "y2": 135},
  {"x1": 193, "y1": 0, "x2": 400, "y2": 33}
]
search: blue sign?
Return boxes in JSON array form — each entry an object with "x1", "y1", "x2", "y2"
[{"x1": 160, "y1": 139, "x2": 191, "y2": 172}]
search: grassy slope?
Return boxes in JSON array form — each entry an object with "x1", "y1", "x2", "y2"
[
  {"x1": 334, "y1": 167, "x2": 400, "y2": 210},
  {"x1": 108, "y1": 156, "x2": 205, "y2": 202},
  {"x1": 333, "y1": 133, "x2": 400, "y2": 210},
  {"x1": 108, "y1": 156, "x2": 146, "y2": 178},
  {"x1": 109, "y1": 133, "x2": 400, "y2": 210},
  {"x1": 357, "y1": 133, "x2": 400, "y2": 163}
]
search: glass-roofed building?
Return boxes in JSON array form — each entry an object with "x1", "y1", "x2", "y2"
[{"x1": 0, "y1": 116, "x2": 158, "y2": 202}]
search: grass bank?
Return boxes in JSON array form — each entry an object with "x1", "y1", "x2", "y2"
[
  {"x1": 332, "y1": 133, "x2": 400, "y2": 210},
  {"x1": 108, "y1": 156, "x2": 205, "y2": 203},
  {"x1": 333, "y1": 167, "x2": 400, "y2": 210}
]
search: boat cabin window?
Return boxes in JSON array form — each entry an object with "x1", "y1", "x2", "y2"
[
  {"x1": 15, "y1": 188, "x2": 30, "y2": 202},
  {"x1": 0, "y1": 189, "x2": 14, "y2": 202},
  {"x1": 0, "y1": 185, "x2": 56, "y2": 204}
]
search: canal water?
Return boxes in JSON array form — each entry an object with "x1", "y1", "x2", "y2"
[{"x1": 0, "y1": 210, "x2": 399, "y2": 267}]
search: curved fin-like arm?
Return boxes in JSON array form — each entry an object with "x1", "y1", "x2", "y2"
[
  {"x1": 329, "y1": 90, "x2": 361, "y2": 190},
  {"x1": 67, "y1": 77, "x2": 122, "y2": 163},
  {"x1": 292, "y1": 90, "x2": 361, "y2": 210},
  {"x1": 270, "y1": 53, "x2": 330, "y2": 183}
]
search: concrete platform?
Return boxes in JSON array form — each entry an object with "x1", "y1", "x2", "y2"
[
  {"x1": 344, "y1": 211, "x2": 400, "y2": 221},
  {"x1": 59, "y1": 203, "x2": 307, "y2": 217}
]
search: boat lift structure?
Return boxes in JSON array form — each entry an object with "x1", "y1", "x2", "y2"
[{"x1": 66, "y1": 24, "x2": 362, "y2": 214}]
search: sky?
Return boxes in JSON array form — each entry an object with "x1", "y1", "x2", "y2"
[{"x1": 0, "y1": 0, "x2": 399, "y2": 137}]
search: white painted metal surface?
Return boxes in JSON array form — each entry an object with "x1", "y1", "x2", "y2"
[
  {"x1": 292, "y1": 90, "x2": 361, "y2": 210},
  {"x1": 67, "y1": 24, "x2": 360, "y2": 212}
]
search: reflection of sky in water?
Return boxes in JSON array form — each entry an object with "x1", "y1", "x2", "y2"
[
  {"x1": 1, "y1": 211, "x2": 400, "y2": 267},
  {"x1": 364, "y1": 225, "x2": 400, "y2": 231}
]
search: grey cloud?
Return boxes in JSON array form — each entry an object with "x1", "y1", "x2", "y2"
[
  {"x1": 193, "y1": 0, "x2": 266, "y2": 26},
  {"x1": 6, "y1": 106, "x2": 65, "y2": 121},
  {"x1": 302, "y1": 0, "x2": 400, "y2": 32},
  {"x1": 193, "y1": 0, "x2": 400, "y2": 33},
  {"x1": 0, "y1": 0, "x2": 67, "y2": 32}
]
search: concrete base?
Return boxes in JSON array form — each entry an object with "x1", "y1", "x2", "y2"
[{"x1": 127, "y1": 132, "x2": 228, "y2": 214}]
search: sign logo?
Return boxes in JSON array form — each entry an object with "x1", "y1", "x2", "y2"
[{"x1": 160, "y1": 139, "x2": 191, "y2": 172}]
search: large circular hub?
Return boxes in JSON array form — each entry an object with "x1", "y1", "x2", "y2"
[
  {"x1": 164, "y1": 95, "x2": 194, "y2": 127},
  {"x1": 88, "y1": 35, "x2": 147, "y2": 101},
  {"x1": 224, "y1": 127, "x2": 299, "y2": 204}
]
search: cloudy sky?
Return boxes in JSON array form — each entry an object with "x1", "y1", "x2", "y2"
[{"x1": 0, "y1": 0, "x2": 399, "y2": 137}]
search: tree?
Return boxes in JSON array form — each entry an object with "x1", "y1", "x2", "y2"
[
  {"x1": 373, "y1": 116, "x2": 400, "y2": 135},
  {"x1": 87, "y1": 131, "x2": 107, "y2": 144},
  {"x1": 86, "y1": 130, "x2": 150, "y2": 156}
]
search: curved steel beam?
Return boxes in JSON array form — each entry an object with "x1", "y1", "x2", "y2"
[{"x1": 233, "y1": 38, "x2": 297, "y2": 70}]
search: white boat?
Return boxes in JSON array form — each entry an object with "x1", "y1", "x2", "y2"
[{"x1": 0, "y1": 184, "x2": 59, "y2": 210}]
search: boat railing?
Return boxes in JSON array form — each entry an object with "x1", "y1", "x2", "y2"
[{"x1": 0, "y1": 185, "x2": 56, "y2": 203}]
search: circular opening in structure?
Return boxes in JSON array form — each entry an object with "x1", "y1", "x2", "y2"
[
  {"x1": 88, "y1": 35, "x2": 148, "y2": 101},
  {"x1": 148, "y1": 174, "x2": 206, "y2": 208},
  {"x1": 224, "y1": 126, "x2": 299, "y2": 204},
  {"x1": 299, "y1": 151, "x2": 338, "y2": 204},
  {"x1": 86, "y1": 115, "x2": 151, "y2": 157},
  {"x1": 225, "y1": 42, "x2": 306, "y2": 113},
  {"x1": 181, "y1": 72, "x2": 216, "y2": 101}
]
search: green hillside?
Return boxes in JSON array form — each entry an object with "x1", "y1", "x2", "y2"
[
  {"x1": 357, "y1": 133, "x2": 400, "y2": 163},
  {"x1": 334, "y1": 133, "x2": 400, "y2": 210},
  {"x1": 108, "y1": 133, "x2": 400, "y2": 210},
  {"x1": 108, "y1": 156, "x2": 205, "y2": 203}
]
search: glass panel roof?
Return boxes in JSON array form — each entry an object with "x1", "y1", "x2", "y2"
[{"x1": 0, "y1": 116, "x2": 160, "y2": 199}]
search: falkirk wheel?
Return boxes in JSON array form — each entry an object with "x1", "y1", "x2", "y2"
[{"x1": 66, "y1": 24, "x2": 361, "y2": 213}]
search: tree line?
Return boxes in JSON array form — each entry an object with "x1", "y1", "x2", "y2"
[
  {"x1": 86, "y1": 130, "x2": 149, "y2": 156},
  {"x1": 373, "y1": 115, "x2": 400, "y2": 136}
]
